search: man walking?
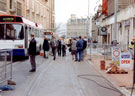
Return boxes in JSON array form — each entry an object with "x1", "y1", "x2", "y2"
[
  {"x1": 61, "y1": 37, "x2": 66, "y2": 57},
  {"x1": 82, "y1": 37, "x2": 87, "y2": 60},
  {"x1": 50, "y1": 36, "x2": 57, "y2": 60},
  {"x1": 29, "y1": 33, "x2": 37, "y2": 72},
  {"x1": 57, "y1": 38, "x2": 62, "y2": 56},
  {"x1": 71, "y1": 38, "x2": 77, "y2": 60},
  {"x1": 75, "y1": 36, "x2": 83, "y2": 62}
]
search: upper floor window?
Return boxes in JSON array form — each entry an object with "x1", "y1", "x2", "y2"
[
  {"x1": 27, "y1": 0, "x2": 30, "y2": 10},
  {"x1": 0, "y1": 0, "x2": 7, "y2": 12},
  {"x1": 10, "y1": 0, "x2": 12, "y2": 9},
  {"x1": 17, "y1": 2, "x2": 22, "y2": 16}
]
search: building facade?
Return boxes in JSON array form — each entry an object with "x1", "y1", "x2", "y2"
[
  {"x1": 0, "y1": 0, "x2": 55, "y2": 30},
  {"x1": 92, "y1": 0, "x2": 135, "y2": 50},
  {"x1": 67, "y1": 14, "x2": 90, "y2": 38}
]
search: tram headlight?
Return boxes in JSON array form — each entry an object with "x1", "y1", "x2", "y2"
[{"x1": 14, "y1": 45, "x2": 23, "y2": 48}]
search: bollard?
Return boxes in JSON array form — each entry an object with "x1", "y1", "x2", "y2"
[{"x1": 100, "y1": 60, "x2": 105, "y2": 70}]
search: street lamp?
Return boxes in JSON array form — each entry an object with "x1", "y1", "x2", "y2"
[
  {"x1": 113, "y1": 0, "x2": 118, "y2": 46},
  {"x1": 87, "y1": 0, "x2": 92, "y2": 60}
]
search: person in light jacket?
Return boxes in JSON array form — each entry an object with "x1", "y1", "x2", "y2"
[
  {"x1": 50, "y1": 36, "x2": 57, "y2": 60},
  {"x1": 71, "y1": 38, "x2": 77, "y2": 60}
]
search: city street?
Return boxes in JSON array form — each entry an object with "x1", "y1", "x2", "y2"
[{"x1": 1, "y1": 52, "x2": 123, "y2": 96}]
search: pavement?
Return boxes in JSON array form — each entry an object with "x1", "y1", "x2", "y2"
[
  {"x1": 87, "y1": 48, "x2": 135, "y2": 96},
  {"x1": 0, "y1": 50, "x2": 125, "y2": 96}
]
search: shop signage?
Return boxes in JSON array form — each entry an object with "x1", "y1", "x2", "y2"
[
  {"x1": 99, "y1": 26, "x2": 107, "y2": 36},
  {"x1": 120, "y1": 53, "x2": 131, "y2": 68}
]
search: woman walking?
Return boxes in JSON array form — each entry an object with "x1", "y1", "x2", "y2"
[{"x1": 43, "y1": 36, "x2": 50, "y2": 58}]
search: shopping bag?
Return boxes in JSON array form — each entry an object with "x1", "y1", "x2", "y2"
[{"x1": 40, "y1": 50, "x2": 44, "y2": 56}]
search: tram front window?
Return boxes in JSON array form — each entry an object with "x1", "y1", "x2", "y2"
[
  {"x1": 0, "y1": 24, "x2": 4, "y2": 39},
  {"x1": 6, "y1": 24, "x2": 24, "y2": 40}
]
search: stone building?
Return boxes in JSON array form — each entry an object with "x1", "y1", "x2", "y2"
[
  {"x1": 107, "y1": 0, "x2": 131, "y2": 16},
  {"x1": 67, "y1": 14, "x2": 90, "y2": 38},
  {"x1": 92, "y1": 0, "x2": 135, "y2": 51},
  {"x1": 0, "y1": 0, "x2": 55, "y2": 30}
]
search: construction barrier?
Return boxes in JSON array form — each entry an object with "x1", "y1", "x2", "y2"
[{"x1": 0, "y1": 49, "x2": 13, "y2": 84}]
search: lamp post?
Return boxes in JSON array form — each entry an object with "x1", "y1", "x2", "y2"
[
  {"x1": 113, "y1": 0, "x2": 118, "y2": 46},
  {"x1": 87, "y1": 0, "x2": 92, "y2": 60}
]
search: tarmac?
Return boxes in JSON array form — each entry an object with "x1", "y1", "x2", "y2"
[{"x1": 0, "y1": 48, "x2": 134, "y2": 96}]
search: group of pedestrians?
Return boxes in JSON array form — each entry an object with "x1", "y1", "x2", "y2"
[
  {"x1": 70, "y1": 36, "x2": 87, "y2": 62},
  {"x1": 43, "y1": 36, "x2": 67, "y2": 60},
  {"x1": 28, "y1": 33, "x2": 87, "y2": 72}
]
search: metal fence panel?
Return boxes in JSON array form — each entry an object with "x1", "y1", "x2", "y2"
[{"x1": 0, "y1": 50, "x2": 13, "y2": 84}]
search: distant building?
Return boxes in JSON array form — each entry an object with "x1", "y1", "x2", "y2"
[
  {"x1": 0, "y1": 0, "x2": 55, "y2": 30},
  {"x1": 66, "y1": 14, "x2": 90, "y2": 38}
]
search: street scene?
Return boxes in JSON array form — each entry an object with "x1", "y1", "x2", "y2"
[{"x1": 0, "y1": 0, "x2": 135, "y2": 96}]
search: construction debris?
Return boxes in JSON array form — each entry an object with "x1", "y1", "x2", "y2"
[
  {"x1": 106, "y1": 63, "x2": 128, "y2": 74},
  {"x1": 7, "y1": 80, "x2": 16, "y2": 85}
]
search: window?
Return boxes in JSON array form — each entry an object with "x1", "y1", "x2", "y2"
[
  {"x1": 27, "y1": 0, "x2": 30, "y2": 10},
  {"x1": 17, "y1": 2, "x2": 22, "y2": 16},
  {"x1": 6, "y1": 24, "x2": 24, "y2": 40},
  {"x1": 35, "y1": 29, "x2": 39, "y2": 37},
  {"x1": 32, "y1": 0, "x2": 34, "y2": 12},
  {"x1": 0, "y1": 24, "x2": 4, "y2": 39},
  {"x1": 10, "y1": 0, "x2": 12, "y2": 9},
  {"x1": 0, "y1": 0, "x2": 7, "y2": 12}
]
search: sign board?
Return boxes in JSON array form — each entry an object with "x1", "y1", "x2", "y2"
[
  {"x1": 99, "y1": 26, "x2": 107, "y2": 36},
  {"x1": 120, "y1": 53, "x2": 131, "y2": 68},
  {"x1": 112, "y1": 47, "x2": 121, "y2": 65},
  {"x1": 44, "y1": 32, "x2": 53, "y2": 35}
]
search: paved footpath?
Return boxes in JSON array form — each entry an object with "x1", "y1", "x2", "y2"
[{"x1": 1, "y1": 53, "x2": 124, "y2": 96}]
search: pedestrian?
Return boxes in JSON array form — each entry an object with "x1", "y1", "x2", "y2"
[
  {"x1": 28, "y1": 33, "x2": 37, "y2": 72},
  {"x1": 43, "y1": 36, "x2": 50, "y2": 58},
  {"x1": 61, "y1": 37, "x2": 66, "y2": 57},
  {"x1": 128, "y1": 37, "x2": 135, "y2": 58},
  {"x1": 57, "y1": 38, "x2": 62, "y2": 56},
  {"x1": 82, "y1": 37, "x2": 87, "y2": 60},
  {"x1": 71, "y1": 38, "x2": 77, "y2": 60},
  {"x1": 50, "y1": 36, "x2": 57, "y2": 60},
  {"x1": 75, "y1": 36, "x2": 83, "y2": 62}
]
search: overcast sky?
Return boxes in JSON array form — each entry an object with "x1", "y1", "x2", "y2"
[{"x1": 55, "y1": 0, "x2": 102, "y2": 23}]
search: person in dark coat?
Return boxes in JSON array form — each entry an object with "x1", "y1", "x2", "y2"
[
  {"x1": 43, "y1": 36, "x2": 50, "y2": 58},
  {"x1": 29, "y1": 33, "x2": 37, "y2": 72},
  {"x1": 57, "y1": 38, "x2": 61, "y2": 56},
  {"x1": 75, "y1": 36, "x2": 83, "y2": 62},
  {"x1": 82, "y1": 37, "x2": 87, "y2": 60}
]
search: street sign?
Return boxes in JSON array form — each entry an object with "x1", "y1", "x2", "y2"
[
  {"x1": 44, "y1": 32, "x2": 53, "y2": 35},
  {"x1": 120, "y1": 53, "x2": 131, "y2": 68},
  {"x1": 112, "y1": 47, "x2": 121, "y2": 65}
]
